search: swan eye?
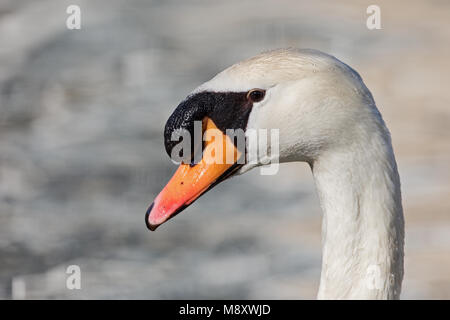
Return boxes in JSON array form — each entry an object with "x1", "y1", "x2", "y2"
[{"x1": 247, "y1": 89, "x2": 265, "y2": 103}]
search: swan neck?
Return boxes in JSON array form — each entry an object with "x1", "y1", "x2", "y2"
[{"x1": 312, "y1": 134, "x2": 404, "y2": 299}]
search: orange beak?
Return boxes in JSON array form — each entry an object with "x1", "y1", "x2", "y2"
[{"x1": 146, "y1": 117, "x2": 242, "y2": 231}]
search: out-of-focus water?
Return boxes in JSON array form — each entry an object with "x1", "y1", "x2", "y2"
[{"x1": 0, "y1": 0, "x2": 449, "y2": 299}]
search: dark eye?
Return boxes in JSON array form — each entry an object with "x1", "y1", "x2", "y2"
[{"x1": 247, "y1": 89, "x2": 265, "y2": 103}]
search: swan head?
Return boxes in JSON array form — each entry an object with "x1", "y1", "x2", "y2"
[{"x1": 146, "y1": 48, "x2": 379, "y2": 230}]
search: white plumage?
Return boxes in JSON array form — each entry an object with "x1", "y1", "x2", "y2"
[{"x1": 196, "y1": 48, "x2": 404, "y2": 299}]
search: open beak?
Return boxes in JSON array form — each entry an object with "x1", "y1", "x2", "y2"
[{"x1": 146, "y1": 117, "x2": 242, "y2": 231}]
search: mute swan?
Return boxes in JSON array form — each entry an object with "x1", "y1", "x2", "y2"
[{"x1": 145, "y1": 48, "x2": 404, "y2": 300}]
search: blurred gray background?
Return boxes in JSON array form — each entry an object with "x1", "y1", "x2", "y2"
[{"x1": 1, "y1": 0, "x2": 449, "y2": 299}]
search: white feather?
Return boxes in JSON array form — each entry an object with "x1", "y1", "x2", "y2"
[{"x1": 195, "y1": 48, "x2": 404, "y2": 299}]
